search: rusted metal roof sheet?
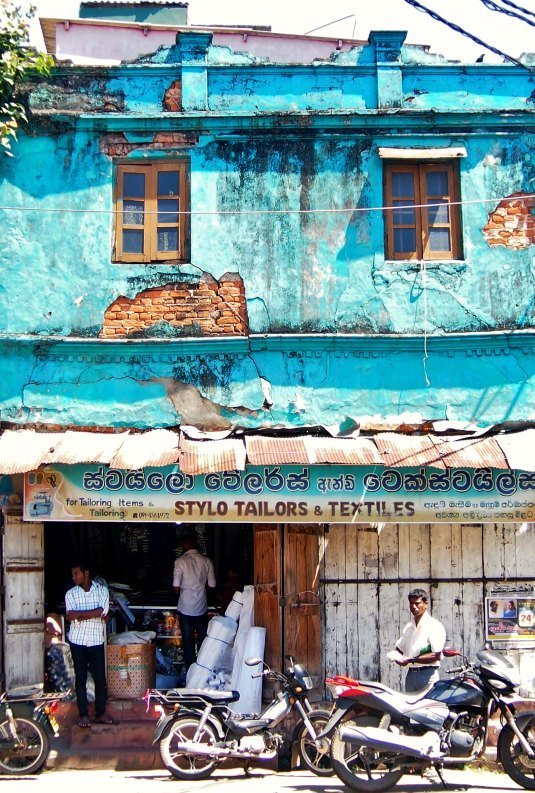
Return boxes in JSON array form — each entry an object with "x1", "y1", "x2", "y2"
[
  {"x1": 178, "y1": 436, "x2": 246, "y2": 476},
  {"x1": 109, "y1": 430, "x2": 179, "y2": 470},
  {"x1": 372, "y1": 433, "x2": 446, "y2": 469},
  {"x1": 0, "y1": 427, "x2": 531, "y2": 474},
  {"x1": 430, "y1": 436, "x2": 509, "y2": 469},
  {"x1": 494, "y1": 430, "x2": 535, "y2": 472},
  {"x1": 43, "y1": 431, "x2": 129, "y2": 465},
  {"x1": 245, "y1": 436, "x2": 310, "y2": 466},
  {"x1": 310, "y1": 437, "x2": 383, "y2": 465},
  {"x1": 0, "y1": 430, "x2": 64, "y2": 474}
]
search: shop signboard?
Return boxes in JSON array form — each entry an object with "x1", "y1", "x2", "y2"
[
  {"x1": 486, "y1": 584, "x2": 535, "y2": 647},
  {"x1": 23, "y1": 464, "x2": 535, "y2": 524}
]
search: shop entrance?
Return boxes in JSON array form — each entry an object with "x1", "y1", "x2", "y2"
[
  {"x1": 41, "y1": 521, "x2": 320, "y2": 693},
  {"x1": 44, "y1": 522, "x2": 254, "y2": 619}
]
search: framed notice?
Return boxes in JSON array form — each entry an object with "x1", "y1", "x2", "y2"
[{"x1": 486, "y1": 585, "x2": 535, "y2": 647}]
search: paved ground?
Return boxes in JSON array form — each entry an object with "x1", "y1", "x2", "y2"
[{"x1": 0, "y1": 767, "x2": 526, "y2": 793}]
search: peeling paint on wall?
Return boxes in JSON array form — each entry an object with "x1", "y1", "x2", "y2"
[
  {"x1": 483, "y1": 193, "x2": 535, "y2": 249},
  {"x1": 100, "y1": 272, "x2": 248, "y2": 337},
  {"x1": 100, "y1": 131, "x2": 197, "y2": 156}
]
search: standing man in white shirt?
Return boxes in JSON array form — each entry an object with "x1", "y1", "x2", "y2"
[
  {"x1": 392, "y1": 588, "x2": 446, "y2": 693},
  {"x1": 65, "y1": 561, "x2": 115, "y2": 727},
  {"x1": 173, "y1": 531, "x2": 216, "y2": 670}
]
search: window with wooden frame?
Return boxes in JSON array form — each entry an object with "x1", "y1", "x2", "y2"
[
  {"x1": 384, "y1": 162, "x2": 462, "y2": 260},
  {"x1": 114, "y1": 161, "x2": 190, "y2": 263}
]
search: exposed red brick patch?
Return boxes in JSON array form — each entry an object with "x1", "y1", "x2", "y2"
[
  {"x1": 482, "y1": 192, "x2": 535, "y2": 249},
  {"x1": 163, "y1": 80, "x2": 182, "y2": 112},
  {"x1": 100, "y1": 273, "x2": 248, "y2": 338},
  {"x1": 100, "y1": 131, "x2": 197, "y2": 156}
]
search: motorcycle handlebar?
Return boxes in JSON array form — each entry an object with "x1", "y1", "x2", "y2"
[{"x1": 446, "y1": 665, "x2": 468, "y2": 674}]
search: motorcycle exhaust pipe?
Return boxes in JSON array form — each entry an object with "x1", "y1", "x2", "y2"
[
  {"x1": 339, "y1": 725, "x2": 444, "y2": 761},
  {"x1": 170, "y1": 741, "x2": 278, "y2": 761}
]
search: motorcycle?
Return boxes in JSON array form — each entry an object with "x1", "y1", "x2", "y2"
[
  {"x1": 145, "y1": 656, "x2": 333, "y2": 780},
  {"x1": 323, "y1": 647, "x2": 535, "y2": 792},
  {"x1": 0, "y1": 683, "x2": 70, "y2": 775}
]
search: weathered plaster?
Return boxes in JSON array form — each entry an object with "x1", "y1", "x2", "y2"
[
  {"x1": 0, "y1": 337, "x2": 532, "y2": 430},
  {"x1": 1, "y1": 32, "x2": 534, "y2": 430}
]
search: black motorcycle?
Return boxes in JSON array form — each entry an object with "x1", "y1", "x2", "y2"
[
  {"x1": 0, "y1": 683, "x2": 70, "y2": 775},
  {"x1": 324, "y1": 647, "x2": 535, "y2": 792},
  {"x1": 145, "y1": 656, "x2": 333, "y2": 780}
]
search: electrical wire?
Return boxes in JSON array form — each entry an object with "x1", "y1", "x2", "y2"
[
  {"x1": 401, "y1": 0, "x2": 532, "y2": 70},
  {"x1": 479, "y1": 0, "x2": 535, "y2": 27},
  {"x1": 304, "y1": 14, "x2": 356, "y2": 36},
  {"x1": 0, "y1": 193, "x2": 533, "y2": 217},
  {"x1": 491, "y1": 0, "x2": 535, "y2": 20}
]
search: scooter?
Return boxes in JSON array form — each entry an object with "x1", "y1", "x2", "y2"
[
  {"x1": 324, "y1": 647, "x2": 535, "y2": 792},
  {"x1": 145, "y1": 656, "x2": 333, "y2": 780},
  {"x1": 0, "y1": 683, "x2": 70, "y2": 775}
]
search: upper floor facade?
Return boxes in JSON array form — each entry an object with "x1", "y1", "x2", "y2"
[{"x1": 0, "y1": 27, "x2": 534, "y2": 429}]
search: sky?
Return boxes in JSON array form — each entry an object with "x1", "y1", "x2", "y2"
[{"x1": 32, "y1": 0, "x2": 535, "y2": 63}]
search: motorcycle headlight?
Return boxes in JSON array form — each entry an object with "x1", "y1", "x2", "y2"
[{"x1": 302, "y1": 675, "x2": 314, "y2": 690}]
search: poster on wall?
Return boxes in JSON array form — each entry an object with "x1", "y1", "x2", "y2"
[
  {"x1": 486, "y1": 585, "x2": 535, "y2": 646},
  {"x1": 23, "y1": 463, "x2": 535, "y2": 524}
]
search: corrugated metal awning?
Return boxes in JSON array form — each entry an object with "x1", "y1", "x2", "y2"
[
  {"x1": 372, "y1": 433, "x2": 446, "y2": 470},
  {"x1": 430, "y1": 436, "x2": 509, "y2": 469},
  {"x1": 109, "y1": 430, "x2": 179, "y2": 470},
  {"x1": 42, "y1": 430, "x2": 129, "y2": 465},
  {"x1": 0, "y1": 430, "x2": 64, "y2": 474},
  {"x1": 310, "y1": 437, "x2": 383, "y2": 465},
  {"x1": 495, "y1": 430, "x2": 535, "y2": 472},
  {"x1": 178, "y1": 436, "x2": 247, "y2": 475},
  {"x1": 0, "y1": 426, "x2": 533, "y2": 475},
  {"x1": 245, "y1": 436, "x2": 311, "y2": 465}
]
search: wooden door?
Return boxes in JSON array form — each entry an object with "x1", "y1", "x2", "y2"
[
  {"x1": 254, "y1": 524, "x2": 321, "y2": 691},
  {"x1": 3, "y1": 513, "x2": 45, "y2": 688},
  {"x1": 253, "y1": 524, "x2": 282, "y2": 674},
  {"x1": 283, "y1": 525, "x2": 321, "y2": 686}
]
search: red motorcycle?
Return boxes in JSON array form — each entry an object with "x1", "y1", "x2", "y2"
[{"x1": 320, "y1": 648, "x2": 535, "y2": 792}]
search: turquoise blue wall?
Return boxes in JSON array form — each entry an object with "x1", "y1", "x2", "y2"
[{"x1": 0, "y1": 33, "x2": 533, "y2": 428}]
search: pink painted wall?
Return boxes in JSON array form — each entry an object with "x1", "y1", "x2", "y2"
[{"x1": 51, "y1": 21, "x2": 363, "y2": 64}]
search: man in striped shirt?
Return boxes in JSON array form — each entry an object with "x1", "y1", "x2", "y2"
[{"x1": 65, "y1": 561, "x2": 115, "y2": 727}]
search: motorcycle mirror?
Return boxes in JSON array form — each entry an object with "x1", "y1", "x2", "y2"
[
  {"x1": 245, "y1": 657, "x2": 263, "y2": 667},
  {"x1": 443, "y1": 647, "x2": 461, "y2": 657}
]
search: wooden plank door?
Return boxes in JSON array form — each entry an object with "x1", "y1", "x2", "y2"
[
  {"x1": 253, "y1": 524, "x2": 282, "y2": 675},
  {"x1": 283, "y1": 525, "x2": 321, "y2": 688},
  {"x1": 3, "y1": 514, "x2": 45, "y2": 688}
]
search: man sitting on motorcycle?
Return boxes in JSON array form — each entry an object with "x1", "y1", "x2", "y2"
[{"x1": 392, "y1": 588, "x2": 446, "y2": 693}]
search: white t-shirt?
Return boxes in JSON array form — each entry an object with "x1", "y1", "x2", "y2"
[
  {"x1": 173, "y1": 548, "x2": 216, "y2": 617},
  {"x1": 396, "y1": 610, "x2": 446, "y2": 668}
]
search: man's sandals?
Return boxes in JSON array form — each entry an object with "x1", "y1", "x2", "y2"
[{"x1": 93, "y1": 715, "x2": 118, "y2": 725}]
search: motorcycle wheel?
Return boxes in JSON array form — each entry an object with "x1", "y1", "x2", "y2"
[
  {"x1": 295, "y1": 708, "x2": 334, "y2": 776},
  {"x1": 0, "y1": 716, "x2": 50, "y2": 775},
  {"x1": 499, "y1": 720, "x2": 535, "y2": 790},
  {"x1": 330, "y1": 714, "x2": 405, "y2": 793},
  {"x1": 159, "y1": 714, "x2": 219, "y2": 780}
]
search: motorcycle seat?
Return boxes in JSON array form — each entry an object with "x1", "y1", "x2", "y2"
[
  {"x1": 167, "y1": 688, "x2": 240, "y2": 703},
  {"x1": 6, "y1": 683, "x2": 44, "y2": 700}
]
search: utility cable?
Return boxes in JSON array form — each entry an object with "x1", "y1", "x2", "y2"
[
  {"x1": 479, "y1": 0, "x2": 535, "y2": 27},
  {"x1": 493, "y1": 0, "x2": 535, "y2": 20},
  {"x1": 0, "y1": 193, "x2": 533, "y2": 217},
  {"x1": 401, "y1": 0, "x2": 532, "y2": 70},
  {"x1": 304, "y1": 14, "x2": 355, "y2": 36}
]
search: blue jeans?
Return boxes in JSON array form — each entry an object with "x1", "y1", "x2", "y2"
[
  {"x1": 69, "y1": 642, "x2": 107, "y2": 719},
  {"x1": 405, "y1": 666, "x2": 440, "y2": 693},
  {"x1": 178, "y1": 612, "x2": 208, "y2": 670}
]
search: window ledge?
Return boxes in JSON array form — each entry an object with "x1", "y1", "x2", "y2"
[{"x1": 382, "y1": 259, "x2": 467, "y2": 272}]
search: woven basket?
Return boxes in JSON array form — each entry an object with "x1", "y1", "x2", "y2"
[{"x1": 106, "y1": 643, "x2": 155, "y2": 699}]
